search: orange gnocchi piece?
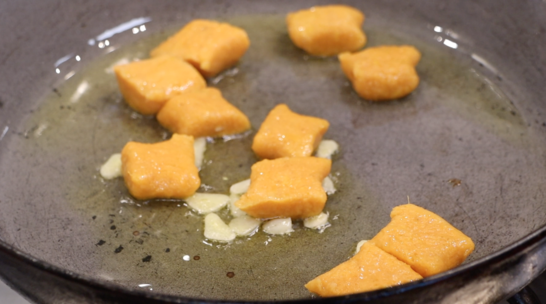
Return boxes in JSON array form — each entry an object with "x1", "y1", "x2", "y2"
[
  {"x1": 156, "y1": 87, "x2": 251, "y2": 138},
  {"x1": 114, "y1": 56, "x2": 206, "y2": 115},
  {"x1": 371, "y1": 204, "x2": 475, "y2": 277},
  {"x1": 286, "y1": 5, "x2": 366, "y2": 56},
  {"x1": 121, "y1": 134, "x2": 200, "y2": 200},
  {"x1": 150, "y1": 19, "x2": 250, "y2": 77},
  {"x1": 305, "y1": 242, "x2": 422, "y2": 297},
  {"x1": 252, "y1": 104, "x2": 329, "y2": 159},
  {"x1": 235, "y1": 157, "x2": 331, "y2": 219},
  {"x1": 339, "y1": 45, "x2": 421, "y2": 101}
]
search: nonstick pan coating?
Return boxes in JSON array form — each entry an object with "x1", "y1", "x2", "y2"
[{"x1": 0, "y1": 0, "x2": 545, "y2": 303}]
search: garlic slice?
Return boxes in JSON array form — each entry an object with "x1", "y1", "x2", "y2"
[
  {"x1": 263, "y1": 218, "x2": 294, "y2": 235},
  {"x1": 229, "y1": 179, "x2": 250, "y2": 195},
  {"x1": 229, "y1": 215, "x2": 261, "y2": 236},
  {"x1": 204, "y1": 213, "x2": 235, "y2": 242},
  {"x1": 185, "y1": 193, "x2": 229, "y2": 214},
  {"x1": 229, "y1": 194, "x2": 247, "y2": 217},
  {"x1": 322, "y1": 176, "x2": 336, "y2": 195},
  {"x1": 193, "y1": 137, "x2": 207, "y2": 169},
  {"x1": 316, "y1": 140, "x2": 339, "y2": 159},
  {"x1": 355, "y1": 240, "x2": 368, "y2": 254},
  {"x1": 304, "y1": 212, "x2": 329, "y2": 229},
  {"x1": 100, "y1": 153, "x2": 122, "y2": 179}
]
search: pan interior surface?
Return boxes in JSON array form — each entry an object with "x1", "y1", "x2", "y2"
[{"x1": 1, "y1": 3, "x2": 546, "y2": 302}]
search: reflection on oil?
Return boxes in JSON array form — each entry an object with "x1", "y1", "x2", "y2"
[
  {"x1": 69, "y1": 80, "x2": 90, "y2": 103},
  {"x1": 431, "y1": 24, "x2": 502, "y2": 79},
  {"x1": 54, "y1": 53, "x2": 77, "y2": 75},
  {"x1": 54, "y1": 17, "x2": 151, "y2": 77},
  {"x1": 54, "y1": 54, "x2": 74, "y2": 67},
  {"x1": 98, "y1": 40, "x2": 110, "y2": 49},
  {"x1": 64, "y1": 71, "x2": 76, "y2": 80},
  {"x1": 0, "y1": 126, "x2": 8, "y2": 142},
  {"x1": 138, "y1": 283, "x2": 153, "y2": 291},
  {"x1": 443, "y1": 39, "x2": 458, "y2": 49},
  {"x1": 132, "y1": 25, "x2": 147, "y2": 34},
  {"x1": 470, "y1": 53, "x2": 499, "y2": 75},
  {"x1": 432, "y1": 24, "x2": 460, "y2": 39},
  {"x1": 431, "y1": 24, "x2": 460, "y2": 49},
  {"x1": 90, "y1": 17, "x2": 152, "y2": 46}
]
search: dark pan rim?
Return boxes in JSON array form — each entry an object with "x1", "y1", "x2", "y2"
[{"x1": 1, "y1": 223, "x2": 546, "y2": 303}]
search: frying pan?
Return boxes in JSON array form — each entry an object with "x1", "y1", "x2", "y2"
[{"x1": 1, "y1": 0, "x2": 546, "y2": 303}]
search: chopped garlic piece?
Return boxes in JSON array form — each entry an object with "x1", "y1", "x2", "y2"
[
  {"x1": 229, "y1": 194, "x2": 247, "y2": 217},
  {"x1": 229, "y1": 179, "x2": 250, "y2": 195},
  {"x1": 355, "y1": 240, "x2": 368, "y2": 254},
  {"x1": 229, "y1": 215, "x2": 261, "y2": 236},
  {"x1": 304, "y1": 212, "x2": 329, "y2": 229},
  {"x1": 185, "y1": 193, "x2": 229, "y2": 214},
  {"x1": 263, "y1": 218, "x2": 294, "y2": 235},
  {"x1": 100, "y1": 153, "x2": 122, "y2": 179},
  {"x1": 316, "y1": 140, "x2": 339, "y2": 159},
  {"x1": 193, "y1": 137, "x2": 207, "y2": 169},
  {"x1": 322, "y1": 176, "x2": 336, "y2": 195},
  {"x1": 204, "y1": 213, "x2": 235, "y2": 242}
]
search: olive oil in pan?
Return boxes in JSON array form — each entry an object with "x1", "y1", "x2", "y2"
[{"x1": 12, "y1": 14, "x2": 546, "y2": 300}]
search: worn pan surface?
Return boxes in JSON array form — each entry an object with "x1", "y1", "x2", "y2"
[{"x1": 1, "y1": 0, "x2": 546, "y2": 303}]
